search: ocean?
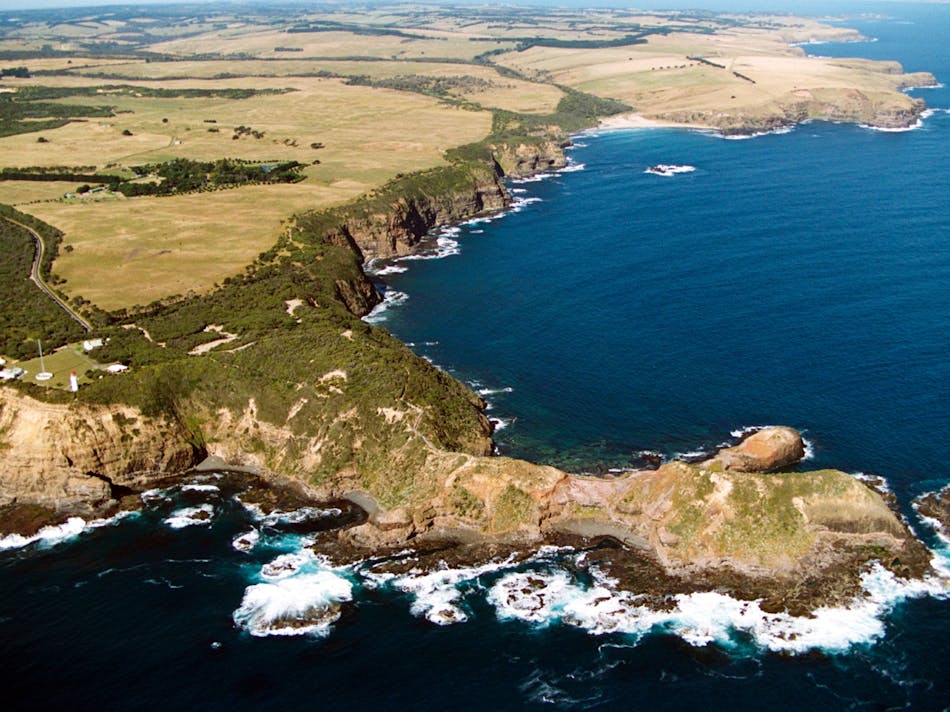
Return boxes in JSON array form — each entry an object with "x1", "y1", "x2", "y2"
[{"x1": 2, "y1": 3, "x2": 949, "y2": 710}]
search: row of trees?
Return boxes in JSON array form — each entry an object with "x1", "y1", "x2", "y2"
[{"x1": 114, "y1": 158, "x2": 305, "y2": 196}]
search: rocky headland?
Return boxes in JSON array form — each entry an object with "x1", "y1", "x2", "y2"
[
  {"x1": 0, "y1": 135, "x2": 943, "y2": 616},
  {"x1": 0, "y1": 371, "x2": 934, "y2": 611}
]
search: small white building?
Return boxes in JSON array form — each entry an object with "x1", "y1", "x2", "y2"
[
  {"x1": 83, "y1": 338, "x2": 104, "y2": 352},
  {"x1": 105, "y1": 363, "x2": 129, "y2": 374}
]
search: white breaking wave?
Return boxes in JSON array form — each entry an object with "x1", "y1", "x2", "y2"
[
  {"x1": 260, "y1": 552, "x2": 310, "y2": 580},
  {"x1": 233, "y1": 570, "x2": 353, "y2": 637},
  {"x1": 852, "y1": 471, "x2": 893, "y2": 494},
  {"x1": 0, "y1": 511, "x2": 137, "y2": 552},
  {"x1": 912, "y1": 492, "x2": 950, "y2": 577},
  {"x1": 559, "y1": 162, "x2": 585, "y2": 173},
  {"x1": 232, "y1": 528, "x2": 260, "y2": 552},
  {"x1": 671, "y1": 449, "x2": 709, "y2": 461},
  {"x1": 510, "y1": 172, "x2": 555, "y2": 184},
  {"x1": 476, "y1": 386, "x2": 514, "y2": 396},
  {"x1": 141, "y1": 486, "x2": 174, "y2": 503},
  {"x1": 726, "y1": 425, "x2": 815, "y2": 460},
  {"x1": 859, "y1": 111, "x2": 934, "y2": 132},
  {"x1": 181, "y1": 483, "x2": 220, "y2": 493},
  {"x1": 491, "y1": 417, "x2": 513, "y2": 431},
  {"x1": 163, "y1": 504, "x2": 214, "y2": 529},
  {"x1": 719, "y1": 125, "x2": 795, "y2": 140},
  {"x1": 366, "y1": 557, "x2": 518, "y2": 626},
  {"x1": 462, "y1": 214, "x2": 501, "y2": 227},
  {"x1": 509, "y1": 187, "x2": 528, "y2": 194},
  {"x1": 645, "y1": 164, "x2": 696, "y2": 176},
  {"x1": 366, "y1": 543, "x2": 950, "y2": 654},
  {"x1": 486, "y1": 562, "x2": 950, "y2": 653},
  {"x1": 362, "y1": 290, "x2": 409, "y2": 324},
  {"x1": 729, "y1": 425, "x2": 766, "y2": 439},
  {"x1": 240, "y1": 501, "x2": 342, "y2": 527},
  {"x1": 368, "y1": 263, "x2": 408, "y2": 276},
  {"x1": 510, "y1": 196, "x2": 543, "y2": 212},
  {"x1": 398, "y1": 235, "x2": 461, "y2": 262}
]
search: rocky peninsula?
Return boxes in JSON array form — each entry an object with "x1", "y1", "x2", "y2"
[{"x1": 0, "y1": 6, "x2": 946, "y2": 613}]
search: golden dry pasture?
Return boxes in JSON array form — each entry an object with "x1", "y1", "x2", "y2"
[
  {"x1": 147, "y1": 28, "x2": 511, "y2": 62},
  {"x1": 1, "y1": 5, "x2": 933, "y2": 314},
  {"x1": 497, "y1": 30, "x2": 930, "y2": 125},
  {"x1": 0, "y1": 181, "x2": 82, "y2": 205},
  {"x1": 68, "y1": 58, "x2": 565, "y2": 114},
  {"x1": 6, "y1": 77, "x2": 490, "y2": 309},
  {"x1": 31, "y1": 181, "x2": 372, "y2": 310}
]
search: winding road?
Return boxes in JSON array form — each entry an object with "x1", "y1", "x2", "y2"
[{"x1": 1, "y1": 215, "x2": 92, "y2": 332}]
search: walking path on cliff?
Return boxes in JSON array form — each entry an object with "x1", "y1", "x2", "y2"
[{"x1": 1, "y1": 216, "x2": 91, "y2": 333}]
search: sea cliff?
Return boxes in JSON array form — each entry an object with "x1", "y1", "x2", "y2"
[
  {"x1": 0, "y1": 135, "x2": 941, "y2": 610},
  {"x1": 0, "y1": 388, "x2": 198, "y2": 524}
]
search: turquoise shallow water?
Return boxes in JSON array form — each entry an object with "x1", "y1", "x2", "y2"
[{"x1": 2, "y1": 4, "x2": 950, "y2": 710}]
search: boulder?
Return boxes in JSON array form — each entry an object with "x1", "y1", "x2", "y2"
[{"x1": 712, "y1": 426, "x2": 805, "y2": 472}]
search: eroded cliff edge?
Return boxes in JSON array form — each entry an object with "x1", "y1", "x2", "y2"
[{"x1": 0, "y1": 138, "x2": 941, "y2": 612}]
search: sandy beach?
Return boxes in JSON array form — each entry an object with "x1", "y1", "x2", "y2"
[{"x1": 598, "y1": 113, "x2": 711, "y2": 131}]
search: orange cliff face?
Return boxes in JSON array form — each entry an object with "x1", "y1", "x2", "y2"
[{"x1": 0, "y1": 388, "x2": 200, "y2": 518}]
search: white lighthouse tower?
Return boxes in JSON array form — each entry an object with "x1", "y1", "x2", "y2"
[{"x1": 69, "y1": 370, "x2": 79, "y2": 392}]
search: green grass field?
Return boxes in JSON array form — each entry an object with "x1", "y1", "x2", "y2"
[{"x1": 9, "y1": 343, "x2": 104, "y2": 390}]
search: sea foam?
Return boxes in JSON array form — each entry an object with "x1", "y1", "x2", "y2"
[
  {"x1": 366, "y1": 558, "x2": 517, "y2": 626},
  {"x1": 181, "y1": 483, "x2": 220, "y2": 493},
  {"x1": 163, "y1": 504, "x2": 214, "y2": 529},
  {"x1": 233, "y1": 570, "x2": 353, "y2": 637},
  {"x1": 239, "y1": 501, "x2": 342, "y2": 527},
  {"x1": 232, "y1": 528, "x2": 260, "y2": 552},
  {"x1": 362, "y1": 289, "x2": 409, "y2": 324},
  {"x1": 559, "y1": 162, "x2": 586, "y2": 173},
  {"x1": 0, "y1": 511, "x2": 137, "y2": 552},
  {"x1": 644, "y1": 164, "x2": 697, "y2": 176},
  {"x1": 486, "y1": 561, "x2": 950, "y2": 654},
  {"x1": 380, "y1": 542, "x2": 950, "y2": 654}
]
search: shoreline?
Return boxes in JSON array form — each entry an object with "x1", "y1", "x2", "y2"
[
  {"x1": 597, "y1": 107, "x2": 937, "y2": 137},
  {"x1": 597, "y1": 113, "x2": 714, "y2": 132},
  {"x1": 3, "y1": 97, "x2": 948, "y2": 627}
]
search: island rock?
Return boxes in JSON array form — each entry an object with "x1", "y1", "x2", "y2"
[{"x1": 706, "y1": 426, "x2": 806, "y2": 472}]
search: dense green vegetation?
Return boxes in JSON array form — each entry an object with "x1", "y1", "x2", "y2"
[
  {"x1": 512, "y1": 32, "x2": 654, "y2": 51},
  {"x1": 116, "y1": 158, "x2": 305, "y2": 196},
  {"x1": 10, "y1": 84, "x2": 289, "y2": 102},
  {"x1": 554, "y1": 88, "x2": 632, "y2": 124},
  {"x1": 0, "y1": 158, "x2": 305, "y2": 195},
  {"x1": 0, "y1": 167, "x2": 120, "y2": 183},
  {"x1": 0, "y1": 3, "x2": 641, "y2": 498},
  {"x1": 0, "y1": 92, "x2": 113, "y2": 138},
  {"x1": 345, "y1": 73, "x2": 493, "y2": 101},
  {"x1": 0, "y1": 206, "x2": 85, "y2": 359},
  {"x1": 287, "y1": 21, "x2": 426, "y2": 39},
  {"x1": 0, "y1": 84, "x2": 291, "y2": 138}
]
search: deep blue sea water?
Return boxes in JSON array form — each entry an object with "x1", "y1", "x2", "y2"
[{"x1": 3, "y1": 4, "x2": 950, "y2": 710}]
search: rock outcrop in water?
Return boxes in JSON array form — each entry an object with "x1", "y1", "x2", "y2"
[
  {"x1": 706, "y1": 426, "x2": 805, "y2": 472},
  {"x1": 335, "y1": 427, "x2": 929, "y2": 588},
  {"x1": 916, "y1": 486, "x2": 950, "y2": 533},
  {"x1": 0, "y1": 133, "x2": 936, "y2": 608}
]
